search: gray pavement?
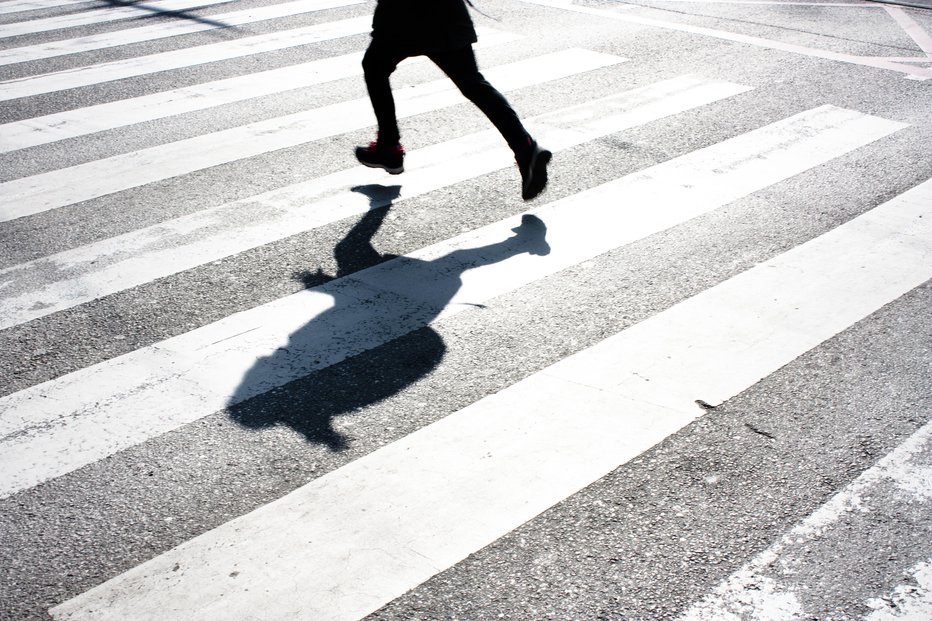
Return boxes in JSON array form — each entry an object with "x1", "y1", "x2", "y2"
[{"x1": 0, "y1": 1, "x2": 930, "y2": 619}]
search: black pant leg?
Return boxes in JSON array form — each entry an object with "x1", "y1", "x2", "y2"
[
  {"x1": 428, "y1": 45, "x2": 532, "y2": 159},
  {"x1": 362, "y1": 39, "x2": 409, "y2": 145}
]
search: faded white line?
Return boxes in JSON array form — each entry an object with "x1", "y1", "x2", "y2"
[
  {"x1": 866, "y1": 558, "x2": 932, "y2": 621},
  {"x1": 50, "y1": 177, "x2": 932, "y2": 621},
  {"x1": 517, "y1": 0, "x2": 932, "y2": 79},
  {"x1": 0, "y1": 48, "x2": 621, "y2": 221},
  {"x1": 859, "y1": 56, "x2": 932, "y2": 63},
  {"x1": 636, "y1": 0, "x2": 875, "y2": 5},
  {"x1": 678, "y1": 416, "x2": 932, "y2": 621},
  {"x1": 0, "y1": 0, "x2": 90, "y2": 15},
  {"x1": 0, "y1": 0, "x2": 365, "y2": 66},
  {"x1": 0, "y1": 0, "x2": 232, "y2": 38},
  {"x1": 0, "y1": 105, "x2": 906, "y2": 499},
  {"x1": 884, "y1": 5, "x2": 932, "y2": 57}
]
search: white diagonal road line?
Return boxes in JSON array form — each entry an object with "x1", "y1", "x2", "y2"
[
  {"x1": 517, "y1": 0, "x2": 932, "y2": 79},
  {"x1": 0, "y1": 0, "x2": 233, "y2": 38},
  {"x1": 884, "y1": 6, "x2": 932, "y2": 58},
  {"x1": 49, "y1": 177, "x2": 932, "y2": 621},
  {"x1": 0, "y1": 105, "x2": 907, "y2": 500},
  {"x1": 677, "y1": 416, "x2": 932, "y2": 621}
]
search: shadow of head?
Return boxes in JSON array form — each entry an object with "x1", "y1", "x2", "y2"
[{"x1": 228, "y1": 327, "x2": 445, "y2": 451}]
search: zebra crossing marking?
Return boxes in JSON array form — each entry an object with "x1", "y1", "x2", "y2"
[
  {"x1": 0, "y1": 71, "x2": 737, "y2": 332},
  {"x1": 0, "y1": 28, "x2": 521, "y2": 152},
  {"x1": 0, "y1": 0, "x2": 366, "y2": 66},
  {"x1": 519, "y1": 0, "x2": 932, "y2": 79},
  {"x1": 48, "y1": 177, "x2": 932, "y2": 621},
  {"x1": 0, "y1": 47, "x2": 622, "y2": 221},
  {"x1": 882, "y1": 5, "x2": 932, "y2": 58},
  {"x1": 0, "y1": 105, "x2": 906, "y2": 500},
  {"x1": 677, "y1": 416, "x2": 932, "y2": 621},
  {"x1": 866, "y1": 559, "x2": 932, "y2": 621},
  {"x1": 0, "y1": 0, "x2": 91, "y2": 15},
  {"x1": 0, "y1": 15, "x2": 372, "y2": 101},
  {"x1": 0, "y1": 0, "x2": 233, "y2": 38}
]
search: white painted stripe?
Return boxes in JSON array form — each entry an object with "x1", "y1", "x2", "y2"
[
  {"x1": 866, "y1": 559, "x2": 932, "y2": 621},
  {"x1": 0, "y1": 0, "x2": 365, "y2": 66},
  {"x1": 0, "y1": 73, "x2": 732, "y2": 329},
  {"x1": 637, "y1": 0, "x2": 875, "y2": 5},
  {"x1": 885, "y1": 6, "x2": 932, "y2": 57},
  {"x1": 48, "y1": 177, "x2": 932, "y2": 621},
  {"x1": 0, "y1": 0, "x2": 232, "y2": 38},
  {"x1": 517, "y1": 0, "x2": 932, "y2": 79},
  {"x1": 0, "y1": 52, "x2": 363, "y2": 150},
  {"x1": 0, "y1": 28, "x2": 520, "y2": 152},
  {"x1": 0, "y1": 0, "x2": 89, "y2": 15},
  {"x1": 861, "y1": 56, "x2": 932, "y2": 63},
  {"x1": 0, "y1": 106, "x2": 907, "y2": 499},
  {"x1": 677, "y1": 419, "x2": 932, "y2": 621},
  {"x1": 0, "y1": 47, "x2": 620, "y2": 222},
  {"x1": 0, "y1": 15, "x2": 371, "y2": 101}
]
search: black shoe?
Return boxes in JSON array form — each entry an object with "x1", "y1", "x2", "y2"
[
  {"x1": 355, "y1": 139, "x2": 405, "y2": 174},
  {"x1": 518, "y1": 140, "x2": 551, "y2": 201}
]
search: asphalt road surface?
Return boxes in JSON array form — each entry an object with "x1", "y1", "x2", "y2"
[{"x1": 0, "y1": 0, "x2": 930, "y2": 619}]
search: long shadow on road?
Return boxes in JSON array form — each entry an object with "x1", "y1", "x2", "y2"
[
  {"x1": 228, "y1": 185, "x2": 550, "y2": 450},
  {"x1": 97, "y1": 0, "x2": 232, "y2": 28}
]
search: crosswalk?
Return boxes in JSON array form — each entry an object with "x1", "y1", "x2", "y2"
[
  {"x1": 0, "y1": 0, "x2": 234, "y2": 37},
  {"x1": 1, "y1": 0, "x2": 930, "y2": 620}
]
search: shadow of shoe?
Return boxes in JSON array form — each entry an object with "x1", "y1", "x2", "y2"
[
  {"x1": 511, "y1": 214, "x2": 550, "y2": 256},
  {"x1": 351, "y1": 184, "x2": 402, "y2": 204}
]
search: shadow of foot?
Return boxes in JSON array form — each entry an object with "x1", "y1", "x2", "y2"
[{"x1": 512, "y1": 214, "x2": 550, "y2": 256}]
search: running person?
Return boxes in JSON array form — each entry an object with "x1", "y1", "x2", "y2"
[{"x1": 355, "y1": 0, "x2": 551, "y2": 200}]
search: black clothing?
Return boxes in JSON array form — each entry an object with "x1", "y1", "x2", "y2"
[
  {"x1": 362, "y1": 38, "x2": 530, "y2": 155},
  {"x1": 363, "y1": 1, "x2": 532, "y2": 160},
  {"x1": 371, "y1": 0, "x2": 477, "y2": 53}
]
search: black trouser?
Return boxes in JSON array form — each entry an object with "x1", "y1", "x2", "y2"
[{"x1": 362, "y1": 38, "x2": 531, "y2": 159}]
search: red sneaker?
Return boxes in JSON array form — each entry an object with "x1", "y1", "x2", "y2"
[{"x1": 355, "y1": 139, "x2": 405, "y2": 174}]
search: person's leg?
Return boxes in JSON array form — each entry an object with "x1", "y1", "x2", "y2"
[
  {"x1": 361, "y1": 38, "x2": 407, "y2": 145},
  {"x1": 428, "y1": 45, "x2": 530, "y2": 157},
  {"x1": 357, "y1": 38, "x2": 409, "y2": 173},
  {"x1": 429, "y1": 45, "x2": 550, "y2": 200}
]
